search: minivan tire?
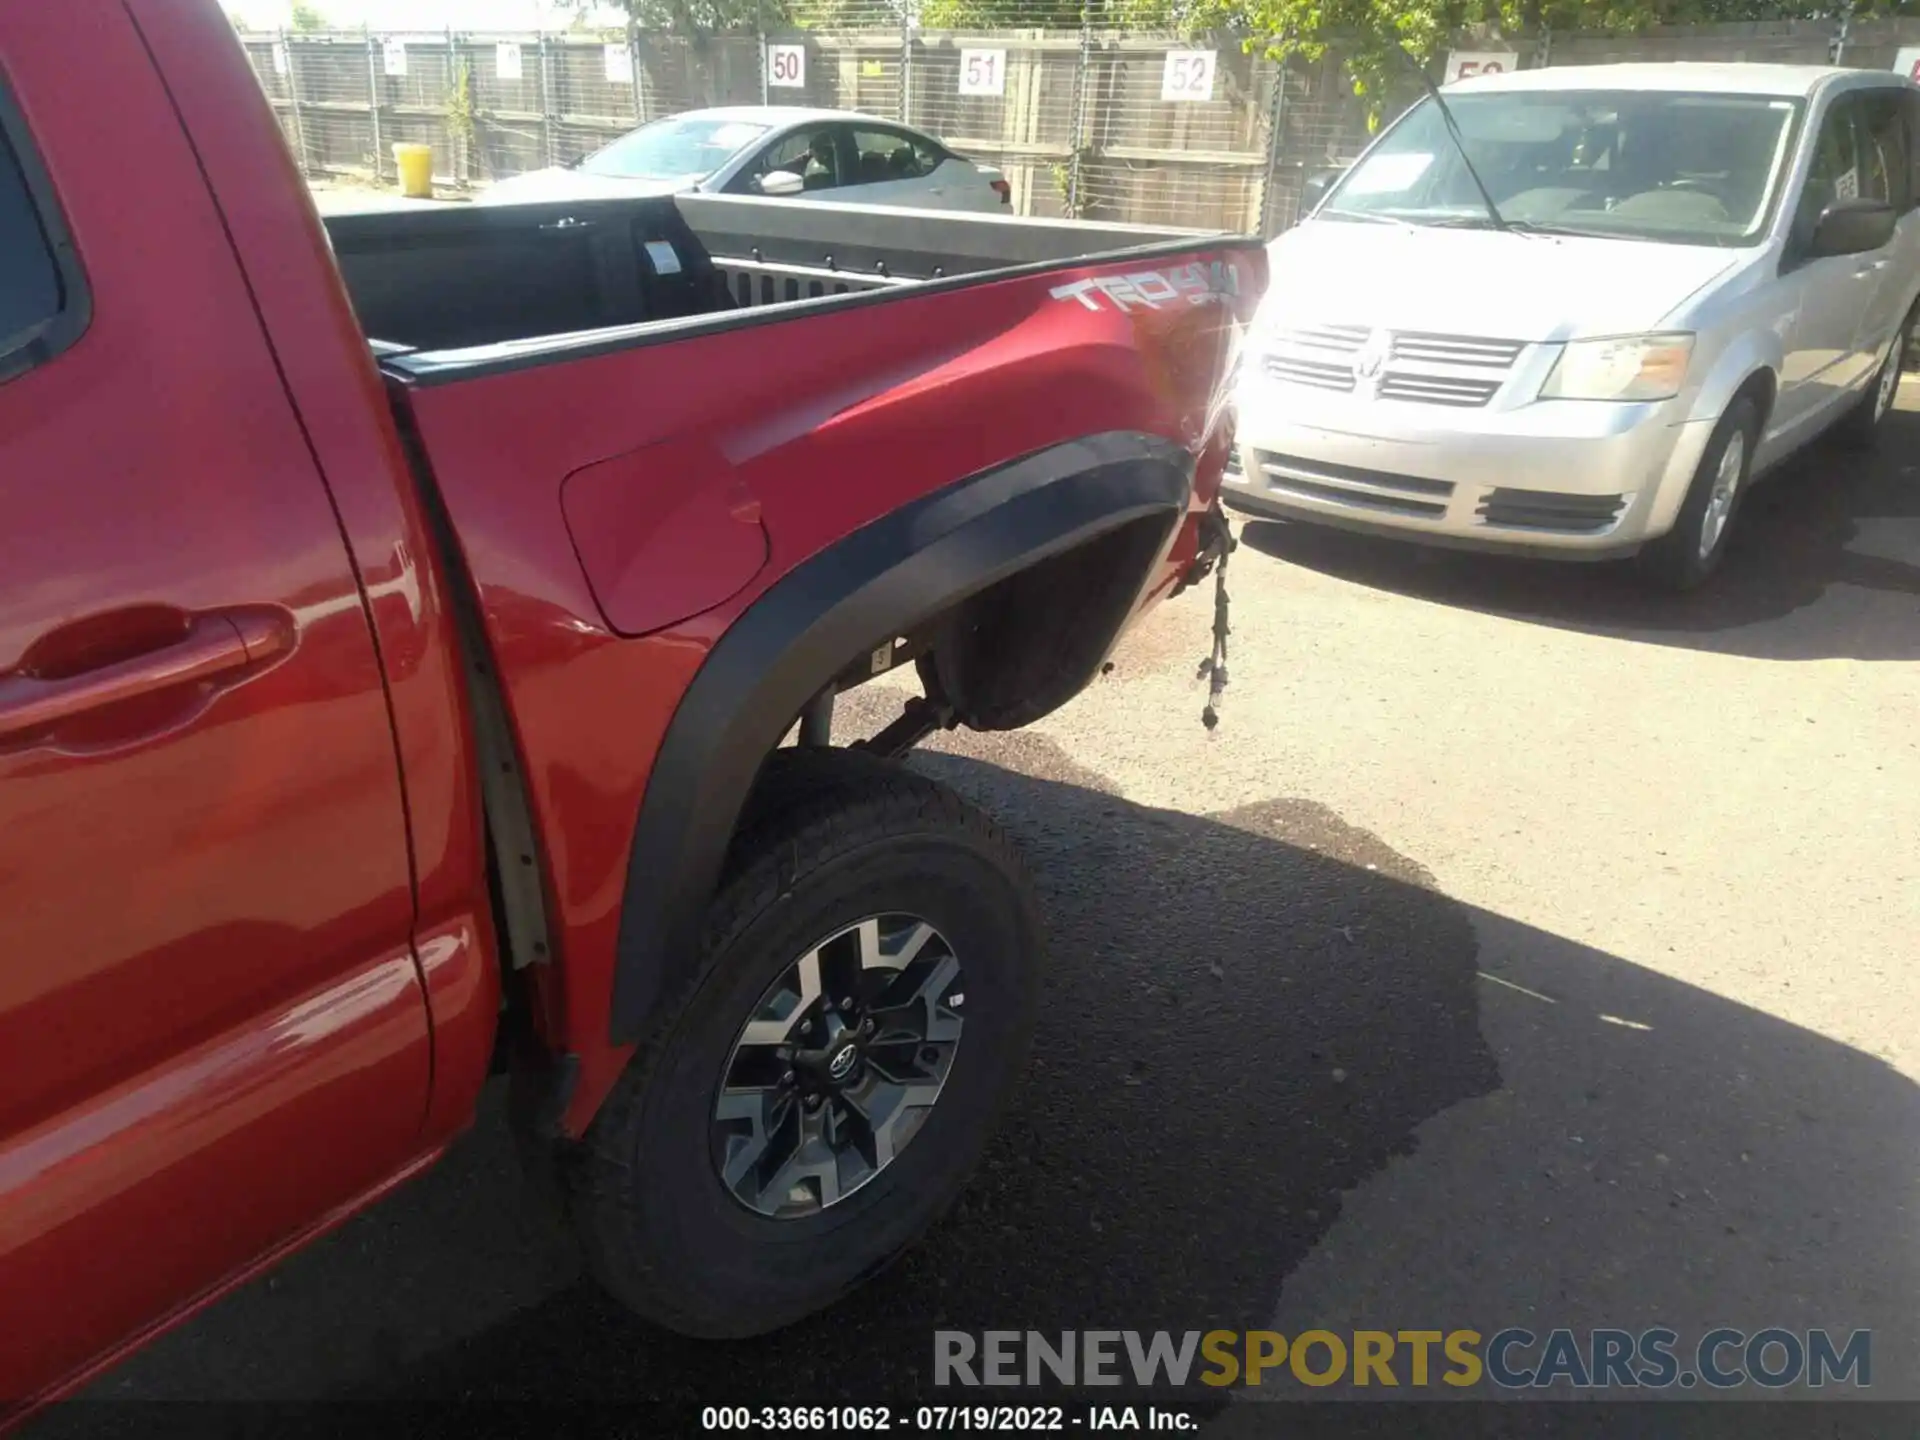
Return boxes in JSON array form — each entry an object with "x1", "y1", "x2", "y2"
[
  {"x1": 1835, "y1": 301, "x2": 1917, "y2": 452},
  {"x1": 1637, "y1": 395, "x2": 1759, "y2": 593},
  {"x1": 569, "y1": 747, "x2": 1042, "y2": 1338}
]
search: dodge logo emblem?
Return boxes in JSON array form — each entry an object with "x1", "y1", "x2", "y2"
[{"x1": 1353, "y1": 332, "x2": 1390, "y2": 387}]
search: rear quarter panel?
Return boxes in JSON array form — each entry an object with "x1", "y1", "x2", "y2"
[{"x1": 394, "y1": 244, "x2": 1262, "y2": 1128}]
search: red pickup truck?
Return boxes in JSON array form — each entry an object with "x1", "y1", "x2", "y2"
[{"x1": 0, "y1": 1, "x2": 1260, "y2": 1413}]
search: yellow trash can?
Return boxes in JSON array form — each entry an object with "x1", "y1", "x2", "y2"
[{"x1": 392, "y1": 143, "x2": 434, "y2": 199}]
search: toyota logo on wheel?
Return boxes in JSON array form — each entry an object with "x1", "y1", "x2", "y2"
[{"x1": 828, "y1": 1043, "x2": 860, "y2": 1081}]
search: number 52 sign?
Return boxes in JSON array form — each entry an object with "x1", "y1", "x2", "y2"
[{"x1": 1161, "y1": 50, "x2": 1216, "y2": 102}]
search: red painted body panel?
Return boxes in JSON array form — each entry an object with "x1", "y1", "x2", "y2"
[
  {"x1": 0, "y1": 956, "x2": 429, "y2": 1407},
  {"x1": 0, "y1": 0, "x2": 1258, "y2": 1409},
  {"x1": 561, "y1": 437, "x2": 771, "y2": 637},
  {"x1": 397, "y1": 247, "x2": 1261, "y2": 1135},
  {"x1": 120, "y1": 0, "x2": 502, "y2": 1149},
  {"x1": 0, "y1": 1, "x2": 437, "y2": 1409}
]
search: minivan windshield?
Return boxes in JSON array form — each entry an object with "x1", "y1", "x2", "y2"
[
  {"x1": 576, "y1": 116, "x2": 770, "y2": 180},
  {"x1": 1322, "y1": 89, "x2": 1801, "y2": 245}
]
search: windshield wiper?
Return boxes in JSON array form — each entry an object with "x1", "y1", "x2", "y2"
[
  {"x1": 1321, "y1": 208, "x2": 1418, "y2": 229},
  {"x1": 1416, "y1": 213, "x2": 1617, "y2": 239},
  {"x1": 1390, "y1": 44, "x2": 1510, "y2": 233},
  {"x1": 1503, "y1": 219, "x2": 1615, "y2": 239}
]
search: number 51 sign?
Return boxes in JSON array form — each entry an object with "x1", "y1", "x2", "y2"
[
  {"x1": 1161, "y1": 50, "x2": 1216, "y2": 102},
  {"x1": 959, "y1": 48, "x2": 1006, "y2": 97}
]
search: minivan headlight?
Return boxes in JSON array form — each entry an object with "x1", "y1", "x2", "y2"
[{"x1": 1541, "y1": 334, "x2": 1695, "y2": 402}]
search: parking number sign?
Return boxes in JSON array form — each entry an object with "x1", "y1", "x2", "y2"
[
  {"x1": 1445, "y1": 51, "x2": 1515, "y2": 83},
  {"x1": 1161, "y1": 50, "x2": 1216, "y2": 102},
  {"x1": 768, "y1": 43, "x2": 805, "y2": 88},
  {"x1": 959, "y1": 48, "x2": 1006, "y2": 97},
  {"x1": 495, "y1": 41, "x2": 522, "y2": 81}
]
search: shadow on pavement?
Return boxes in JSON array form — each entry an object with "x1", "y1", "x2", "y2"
[
  {"x1": 52, "y1": 740, "x2": 1917, "y2": 1420},
  {"x1": 1239, "y1": 408, "x2": 1920, "y2": 663}
]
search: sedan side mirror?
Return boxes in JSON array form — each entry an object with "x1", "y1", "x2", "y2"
[
  {"x1": 1807, "y1": 198, "x2": 1896, "y2": 259},
  {"x1": 757, "y1": 169, "x2": 805, "y2": 197}
]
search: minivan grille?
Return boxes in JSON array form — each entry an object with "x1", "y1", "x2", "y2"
[
  {"x1": 1389, "y1": 333, "x2": 1526, "y2": 369},
  {"x1": 1477, "y1": 488, "x2": 1627, "y2": 534},
  {"x1": 1272, "y1": 324, "x2": 1369, "y2": 356},
  {"x1": 1257, "y1": 325, "x2": 1526, "y2": 409},
  {"x1": 1263, "y1": 355, "x2": 1355, "y2": 392},
  {"x1": 1256, "y1": 453, "x2": 1455, "y2": 519},
  {"x1": 1378, "y1": 374, "x2": 1502, "y2": 407}
]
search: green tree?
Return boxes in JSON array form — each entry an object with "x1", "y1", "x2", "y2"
[
  {"x1": 916, "y1": 0, "x2": 1189, "y2": 27},
  {"x1": 1216, "y1": 0, "x2": 1920, "y2": 118},
  {"x1": 288, "y1": 1, "x2": 330, "y2": 30},
  {"x1": 570, "y1": 0, "x2": 793, "y2": 32}
]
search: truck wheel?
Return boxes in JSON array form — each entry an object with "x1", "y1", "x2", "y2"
[
  {"x1": 1637, "y1": 395, "x2": 1758, "y2": 592},
  {"x1": 571, "y1": 748, "x2": 1042, "y2": 1337},
  {"x1": 1835, "y1": 302, "x2": 1916, "y2": 451}
]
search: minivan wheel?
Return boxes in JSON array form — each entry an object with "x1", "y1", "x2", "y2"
[
  {"x1": 569, "y1": 748, "x2": 1041, "y2": 1338},
  {"x1": 1637, "y1": 395, "x2": 1759, "y2": 592},
  {"x1": 1836, "y1": 303, "x2": 1916, "y2": 451}
]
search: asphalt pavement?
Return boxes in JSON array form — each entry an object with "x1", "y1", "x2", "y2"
[{"x1": 47, "y1": 394, "x2": 1919, "y2": 1426}]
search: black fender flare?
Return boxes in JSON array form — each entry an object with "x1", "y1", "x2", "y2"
[{"x1": 608, "y1": 429, "x2": 1192, "y2": 1044}]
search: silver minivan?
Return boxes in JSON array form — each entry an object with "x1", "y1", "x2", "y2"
[{"x1": 1227, "y1": 64, "x2": 1920, "y2": 588}]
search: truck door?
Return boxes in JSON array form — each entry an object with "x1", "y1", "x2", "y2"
[{"x1": 0, "y1": 6, "x2": 431, "y2": 1406}]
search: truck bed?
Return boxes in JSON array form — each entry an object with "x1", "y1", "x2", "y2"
[{"x1": 322, "y1": 192, "x2": 1225, "y2": 356}]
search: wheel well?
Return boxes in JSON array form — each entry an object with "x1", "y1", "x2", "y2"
[
  {"x1": 609, "y1": 430, "x2": 1193, "y2": 1046},
  {"x1": 794, "y1": 511, "x2": 1177, "y2": 738}
]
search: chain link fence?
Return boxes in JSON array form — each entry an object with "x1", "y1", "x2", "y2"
[
  {"x1": 241, "y1": 13, "x2": 1920, "y2": 235},
  {"x1": 242, "y1": 18, "x2": 1285, "y2": 231}
]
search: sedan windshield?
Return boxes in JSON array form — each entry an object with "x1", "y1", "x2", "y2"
[
  {"x1": 576, "y1": 116, "x2": 771, "y2": 180},
  {"x1": 1323, "y1": 89, "x2": 1802, "y2": 245}
]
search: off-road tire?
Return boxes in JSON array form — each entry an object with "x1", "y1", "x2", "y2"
[
  {"x1": 569, "y1": 748, "x2": 1042, "y2": 1338},
  {"x1": 1637, "y1": 395, "x2": 1759, "y2": 593}
]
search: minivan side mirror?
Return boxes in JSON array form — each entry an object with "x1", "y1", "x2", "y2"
[
  {"x1": 757, "y1": 169, "x2": 805, "y2": 197},
  {"x1": 1807, "y1": 198, "x2": 1896, "y2": 259},
  {"x1": 1301, "y1": 166, "x2": 1346, "y2": 214}
]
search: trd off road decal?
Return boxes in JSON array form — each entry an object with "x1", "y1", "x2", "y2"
[{"x1": 1048, "y1": 259, "x2": 1242, "y2": 313}]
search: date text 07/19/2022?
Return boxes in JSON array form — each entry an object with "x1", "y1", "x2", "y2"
[{"x1": 700, "y1": 1404, "x2": 1193, "y2": 1432}]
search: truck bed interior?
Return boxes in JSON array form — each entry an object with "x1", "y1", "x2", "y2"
[{"x1": 322, "y1": 193, "x2": 1215, "y2": 357}]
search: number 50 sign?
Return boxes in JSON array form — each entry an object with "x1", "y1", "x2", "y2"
[
  {"x1": 1445, "y1": 51, "x2": 1516, "y2": 83},
  {"x1": 768, "y1": 43, "x2": 806, "y2": 88}
]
